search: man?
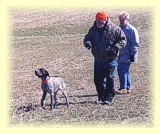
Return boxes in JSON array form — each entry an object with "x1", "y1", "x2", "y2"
[
  {"x1": 117, "y1": 11, "x2": 140, "y2": 94},
  {"x1": 83, "y1": 11, "x2": 126, "y2": 104}
]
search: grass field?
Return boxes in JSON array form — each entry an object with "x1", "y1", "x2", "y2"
[{"x1": 9, "y1": 7, "x2": 153, "y2": 127}]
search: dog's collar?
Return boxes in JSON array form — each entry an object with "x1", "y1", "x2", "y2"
[{"x1": 42, "y1": 79, "x2": 48, "y2": 83}]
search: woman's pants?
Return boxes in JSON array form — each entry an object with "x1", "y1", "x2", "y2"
[{"x1": 118, "y1": 63, "x2": 131, "y2": 90}]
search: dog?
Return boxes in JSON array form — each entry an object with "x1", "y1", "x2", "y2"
[{"x1": 35, "y1": 68, "x2": 69, "y2": 111}]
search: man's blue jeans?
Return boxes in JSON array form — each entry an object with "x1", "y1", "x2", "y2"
[
  {"x1": 118, "y1": 63, "x2": 131, "y2": 90},
  {"x1": 94, "y1": 61, "x2": 117, "y2": 101}
]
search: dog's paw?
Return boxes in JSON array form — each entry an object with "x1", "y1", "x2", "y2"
[{"x1": 67, "y1": 103, "x2": 70, "y2": 108}]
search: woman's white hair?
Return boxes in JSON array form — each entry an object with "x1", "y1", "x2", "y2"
[{"x1": 118, "y1": 11, "x2": 130, "y2": 20}]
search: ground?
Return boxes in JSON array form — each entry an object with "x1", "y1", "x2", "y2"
[{"x1": 9, "y1": 7, "x2": 153, "y2": 127}]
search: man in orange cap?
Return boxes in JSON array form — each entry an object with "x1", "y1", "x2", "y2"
[{"x1": 83, "y1": 11, "x2": 126, "y2": 104}]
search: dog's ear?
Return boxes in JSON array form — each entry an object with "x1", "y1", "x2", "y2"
[
  {"x1": 40, "y1": 68, "x2": 46, "y2": 75},
  {"x1": 40, "y1": 68, "x2": 50, "y2": 77},
  {"x1": 45, "y1": 70, "x2": 50, "y2": 77}
]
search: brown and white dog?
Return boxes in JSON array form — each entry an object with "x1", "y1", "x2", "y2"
[{"x1": 35, "y1": 68, "x2": 69, "y2": 111}]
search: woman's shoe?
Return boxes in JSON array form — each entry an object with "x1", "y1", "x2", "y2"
[{"x1": 116, "y1": 88, "x2": 127, "y2": 94}]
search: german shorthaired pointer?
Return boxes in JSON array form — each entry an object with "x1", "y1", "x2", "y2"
[{"x1": 35, "y1": 68, "x2": 69, "y2": 111}]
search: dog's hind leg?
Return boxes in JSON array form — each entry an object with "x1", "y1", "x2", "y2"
[
  {"x1": 53, "y1": 91, "x2": 58, "y2": 108},
  {"x1": 62, "y1": 89, "x2": 69, "y2": 107},
  {"x1": 60, "y1": 81, "x2": 69, "y2": 107},
  {"x1": 50, "y1": 94, "x2": 55, "y2": 111}
]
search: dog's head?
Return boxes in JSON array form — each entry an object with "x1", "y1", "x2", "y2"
[{"x1": 35, "y1": 68, "x2": 50, "y2": 80}]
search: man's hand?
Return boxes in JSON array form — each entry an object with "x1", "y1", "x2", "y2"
[
  {"x1": 108, "y1": 46, "x2": 119, "y2": 57},
  {"x1": 85, "y1": 41, "x2": 92, "y2": 50},
  {"x1": 130, "y1": 55, "x2": 135, "y2": 62}
]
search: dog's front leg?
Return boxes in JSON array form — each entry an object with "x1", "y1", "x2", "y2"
[
  {"x1": 50, "y1": 92, "x2": 58, "y2": 111},
  {"x1": 41, "y1": 90, "x2": 47, "y2": 108}
]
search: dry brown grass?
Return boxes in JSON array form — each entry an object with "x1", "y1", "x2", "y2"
[{"x1": 9, "y1": 7, "x2": 153, "y2": 127}]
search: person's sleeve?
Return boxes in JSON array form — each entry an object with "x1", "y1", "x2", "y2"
[
  {"x1": 83, "y1": 27, "x2": 92, "y2": 46},
  {"x1": 114, "y1": 27, "x2": 127, "y2": 50},
  {"x1": 130, "y1": 28, "x2": 140, "y2": 55}
]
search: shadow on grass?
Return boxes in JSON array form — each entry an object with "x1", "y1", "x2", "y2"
[{"x1": 17, "y1": 92, "x2": 124, "y2": 113}]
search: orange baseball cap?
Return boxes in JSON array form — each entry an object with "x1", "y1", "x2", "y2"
[{"x1": 96, "y1": 11, "x2": 108, "y2": 20}]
